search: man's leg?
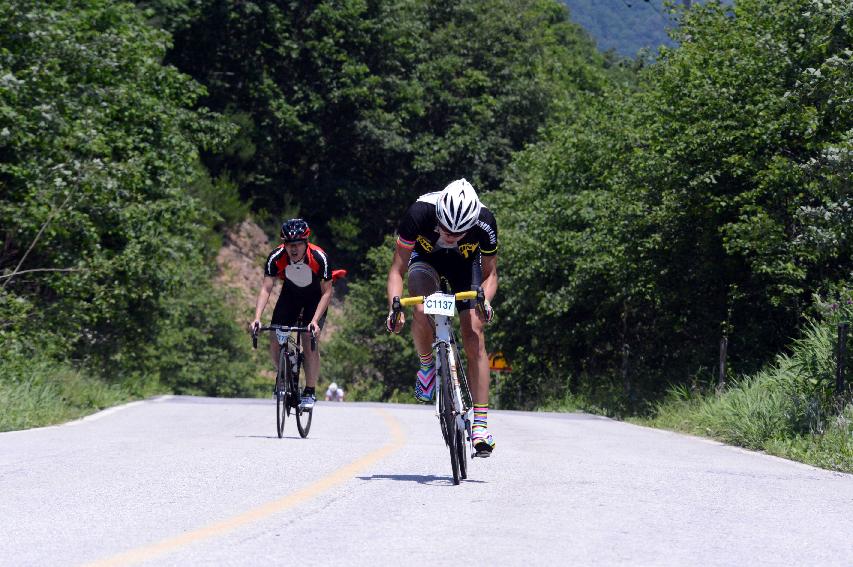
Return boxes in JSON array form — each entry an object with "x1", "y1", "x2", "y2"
[
  {"x1": 299, "y1": 330, "x2": 320, "y2": 408},
  {"x1": 301, "y1": 331, "x2": 319, "y2": 389},
  {"x1": 269, "y1": 334, "x2": 280, "y2": 368},
  {"x1": 460, "y1": 310, "x2": 494, "y2": 453},
  {"x1": 408, "y1": 262, "x2": 440, "y2": 401},
  {"x1": 269, "y1": 334, "x2": 282, "y2": 395}
]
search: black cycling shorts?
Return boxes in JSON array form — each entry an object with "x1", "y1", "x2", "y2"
[
  {"x1": 408, "y1": 249, "x2": 482, "y2": 311},
  {"x1": 272, "y1": 293, "x2": 326, "y2": 328}
]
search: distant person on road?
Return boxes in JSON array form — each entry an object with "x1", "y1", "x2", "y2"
[
  {"x1": 325, "y1": 382, "x2": 345, "y2": 402},
  {"x1": 385, "y1": 178, "x2": 498, "y2": 456},
  {"x1": 252, "y1": 219, "x2": 333, "y2": 411}
]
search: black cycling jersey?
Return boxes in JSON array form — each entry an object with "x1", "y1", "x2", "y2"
[
  {"x1": 396, "y1": 192, "x2": 498, "y2": 260},
  {"x1": 396, "y1": 192, "x2": 497, "y2": 310}
]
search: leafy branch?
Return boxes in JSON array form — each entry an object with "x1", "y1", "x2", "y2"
[{"x1": 2, "y1": 191, "x2": 74, "y2": 290}]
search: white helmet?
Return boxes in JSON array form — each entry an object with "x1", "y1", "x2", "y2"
[
  {"x1": 436, "y1": 178, "x2": 481, "y2": 233},
  {"x1": 329, "y1": 382, "x2": 338, "y2": 391}
]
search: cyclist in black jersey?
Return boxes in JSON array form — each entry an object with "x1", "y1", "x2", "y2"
[
  {"x1": 252, "y1": 219, "x2": 333, "y2": 410},
  {"x1": 386, "y1": 179, "x2": 499, "y2": 454}
]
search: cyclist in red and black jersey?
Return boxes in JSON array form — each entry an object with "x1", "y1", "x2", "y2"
[
  {"x1": 252, "y1": 219, "x2": 333, "y2": 410},
  {"x1": 386, "y1": 179, "x2": 499, "y2": 455}
]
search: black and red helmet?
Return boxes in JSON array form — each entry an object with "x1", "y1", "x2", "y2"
[{"x1": 280, "y1": 218, "x2": 311, "y2": 242}]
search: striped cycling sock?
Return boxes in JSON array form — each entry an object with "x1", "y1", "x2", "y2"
[
  {"x1": 415, "y1": 351, "x2": 436, "y2": 401},
  {"x1": 472, "y1": 404, "x2": 494, "y2": 448},
  {"x1": 472, "y1": 404, "x2": 488, "y2": 435}
]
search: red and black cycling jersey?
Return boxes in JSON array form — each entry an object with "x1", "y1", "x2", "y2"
[
  {"x1": 264, "y1": 242, "x2": 332, "y2": 326},
  {"x1": 264, "y1": 242, "x2": 331, "y2": 293},
  {"x1": 396, "y1": 192, "x2": 498, "y2": 260}
]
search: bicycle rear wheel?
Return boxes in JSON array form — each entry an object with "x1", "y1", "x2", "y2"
[
  {"x1": 450, "y1": 335, "x2": 472, "y2": 410},
  {"x1": 438, "y1": 344, "x2": 460, "y2": 485},
  {"x1": 275, "y1": 349, "x2": 290, "y2": 438},
  {"x1": 295, "y1": 359, "x2": 312, "y2": 438}
]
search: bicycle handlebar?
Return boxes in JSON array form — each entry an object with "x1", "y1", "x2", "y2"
[
  {"x1": 389, "y1": 288, "x2": 486, "y2": 332},
  {"x1": 252, "y1": 324, "x2": 316, "y2": 351},
  {"x1": 398, "y1": 290, "x2": 478, "y2": 307}
]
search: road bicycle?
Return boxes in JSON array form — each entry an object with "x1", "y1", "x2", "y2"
[
  {"x1": 252, "y1": 323, "x2": 316, "y2": 439},
  {"x1": 391, "y1": 288, "x2": 483, "y2": 485}
]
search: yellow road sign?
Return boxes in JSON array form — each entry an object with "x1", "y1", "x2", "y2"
[{"x1": 488, "y1": 352, "x2": 512, "y2": 372}]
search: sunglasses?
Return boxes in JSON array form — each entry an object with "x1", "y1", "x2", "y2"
[{"x1": 438, "y1": 225, "x2": 467, "y2": 238}]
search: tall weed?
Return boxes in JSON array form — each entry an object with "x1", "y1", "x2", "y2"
[
  {"x1": 0, "y1": 351, "x2": 162, "y2": 432},
  {"x1": 646, "y1": 294, "x2": 853, "y2": 472}
]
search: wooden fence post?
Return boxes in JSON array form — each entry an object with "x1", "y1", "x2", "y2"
[
  {"x1": 717, "y1": 336, "x2": 728, "y2": 392},
  {"x1": 836, "y1": 322, "x2": 849, "y2": 396}
]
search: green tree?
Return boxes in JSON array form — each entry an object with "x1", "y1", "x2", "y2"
[
  {"x1": 0, "y1": 0, "x2": 253, "y2": 395},
  {"x1": 161, "y1": 0, "x2": 608, "y2": 268},
  {"x1": 318, "y1": 0, "x2": 618, "y2": 397},
  {"x1": 491, "y1": 87, "x2": 642, "y2": 410},
  {"x1": 324, "y1": 236, "x2": 417, "y2": 400},
  {"x1": 492, "y1": 0, "x2": 853, "y2": 410}
]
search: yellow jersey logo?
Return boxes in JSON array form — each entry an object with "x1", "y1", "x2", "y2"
[
  {"x1": 416, "y1": 235, "x2": 434, "y2": 253},
  {"x1": 458, "y1": 243, "x2": 479, "y2": 258}
]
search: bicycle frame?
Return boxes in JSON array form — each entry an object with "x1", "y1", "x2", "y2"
[{"x1": 430, "y1": 305, "x2": 471, "y2": 434}]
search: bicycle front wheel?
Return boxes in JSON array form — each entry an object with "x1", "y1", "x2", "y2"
[
  {"x1": 275, "y1": 349, "x2": 290, "y2": 438},
  {"x1": 296, "y1": 362, "x2": 312, "y2": 438},
  {"x1": 456, "y1": 426, "x2": 467, "y2": 480},
  {"x1": 438, "y1": 344, "x2": 460, "y2": 485}
]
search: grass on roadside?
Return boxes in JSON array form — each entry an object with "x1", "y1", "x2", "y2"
[
  {"x1": 0, "y1": 356, "x2": 165, "y2": 433},
  {"x1": 640, "y1": 316, "x2": 853, "y2": 473}
]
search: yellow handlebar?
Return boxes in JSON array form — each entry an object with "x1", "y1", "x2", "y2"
[{"x1": 399, "y1": 290, "x2": 477, "y2": 306}]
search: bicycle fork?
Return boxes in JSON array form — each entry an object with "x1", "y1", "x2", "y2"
[{"x1": 433, "y1": 338, "x2": 472, "y2": 441}]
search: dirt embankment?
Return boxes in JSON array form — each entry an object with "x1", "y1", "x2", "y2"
[{"x1": 215, "y1": 220, "x2": 280, "y2": 326}]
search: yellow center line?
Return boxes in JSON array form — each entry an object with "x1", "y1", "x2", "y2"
[{"x1": 85, "y1": 408, "x2": 406, "y2": 567}]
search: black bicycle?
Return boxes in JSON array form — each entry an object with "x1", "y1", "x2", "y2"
[{"x1": 252, "y1": 323, "x2": 316, "y2": 438}]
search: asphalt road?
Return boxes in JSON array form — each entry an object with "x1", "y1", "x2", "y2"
[{"x1": 2, "y1": 396, "x2": 853, "y2": 566}]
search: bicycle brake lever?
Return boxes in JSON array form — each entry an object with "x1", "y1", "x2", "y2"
[
  {"x1": 474, "y1": 286, "x2": 486, "y2": 309},
  {"x1": 390, "y1": 296, "x2": 402, "y2": 331}
]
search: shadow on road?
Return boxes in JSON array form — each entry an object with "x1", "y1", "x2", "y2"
[
  {"x1": 234, "y1": 435, "x2": 306, "y2": 440},
  {"x1": 357, "y1": 474, "x2": 486, "y2": 485}
]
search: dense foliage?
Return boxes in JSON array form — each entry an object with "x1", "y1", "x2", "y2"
[
  {"x1": 0, "y1": 0, "x2": 255, "y2": 404},
  {"x1": 323, "y1": 236, "x2": 417, "y2": 401},
  {"x1": 310, "y1": 1, "x2": 617, "y2": 396},
  {"x1": 494, "y1": 0, "x2": 853, "y2": 411},
  {"x1": 159, "y1": 0, "x2": 608, "y2": 268}
]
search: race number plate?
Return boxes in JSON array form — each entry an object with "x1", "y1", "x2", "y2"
[
  {"x1": 275, "y1": 328, "x2": 292, "y2": 346},
  {"x1": 423, "y1": 293, "x2": 456, "y2": 317}
]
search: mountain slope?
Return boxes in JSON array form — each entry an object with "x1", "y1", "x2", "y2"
[{"x1": 561, "y1": 0, "x2": 732, "y2": 57}]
